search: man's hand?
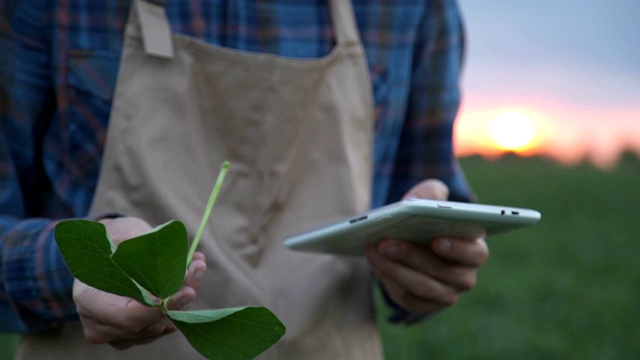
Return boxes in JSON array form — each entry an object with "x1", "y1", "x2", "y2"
[
  {"x1": 73, "y1": 216, "x2": 207, "y2": 349},
  {"x1": 365, "y1": 180, "x2": 489, "y2": 316}
]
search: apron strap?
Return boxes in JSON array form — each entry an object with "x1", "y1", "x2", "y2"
[
  {"x1": 135, "y1": 0, "x2": 174, "y2": 58},
  {"x1": 329, "y1": 0, "x2": 361, "y2": 46},
  {"x1": 132, "y1": 0, "x2": 359, "y2": 57}
]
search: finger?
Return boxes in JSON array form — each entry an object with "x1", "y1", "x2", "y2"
[
  {"x1": 402, "y1": 179, "x2": 449, "y2": 201},
  {"x1": 431, "y1": 237, "x2": 489, "y2": 267},
  {"x1": 166, "y1": 252, "x2": 206, "y2": 310},
  {"x1": 366, "y1": 247, "x2": 459, "y2": 308},
  {"x1": 166, "y1": 286, "x2": 196, "y2": 310},
  {"x1": 114, "y1": 297, "x2": 168, "y2": 326},
  {"x1": 377, "y1": 276, "x2": 442, "y2": 315},
  {"x1": 376, "y1": 239, "x2": 439, "y2": 271},
  {"x1": 74, "y1": 283, "x2": 168, "y2": 328},
  {"x1": 77, "y1": 296, "x2": 167, "y2": 339},
  {"x1": 73, "y1": 280, "x2": 176, "y2": 345},
  {"x1": 184, "y1": 251, "x2": 207, "y2": 290},
  {"x1": 109, "y1": 326, "x2": 176, "y2": 350},
  {"x1": 81, "y1": 317, "x2": 176, "y2": 346},
  {"x1": 376, "y1": 239, "x2": 478, "y2": 291},
  {"x1": 99, "y1": 217, "x2": 153, "y2": 245}
]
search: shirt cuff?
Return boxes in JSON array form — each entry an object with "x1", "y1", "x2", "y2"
[{"x1": 3, "y1": 219, "x2": 78, "y2": 333}]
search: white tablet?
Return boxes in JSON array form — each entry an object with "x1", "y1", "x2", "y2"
[{"x1": 282, "y1": 198, "x2": 541, "y2": 255}]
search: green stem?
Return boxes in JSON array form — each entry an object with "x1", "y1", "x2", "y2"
[
  {"x1": 187, "y1": 161, "x2": 230, "y2": 264},
  {"x1": 161, "y1": 298, "x2": 170, "y2": 314}
]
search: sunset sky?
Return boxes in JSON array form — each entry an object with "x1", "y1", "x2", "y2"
[{"x1": 455, "y1": 0, "x2": 640, "y2": 169}]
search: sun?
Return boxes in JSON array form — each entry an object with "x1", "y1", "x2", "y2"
[{"x1": 488, "y1": 110, "x2": 537, "y2": 151}]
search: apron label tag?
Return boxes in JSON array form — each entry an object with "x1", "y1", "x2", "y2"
[{"x1": 135, "y1": 0, "x2": 174, "y2": 59}]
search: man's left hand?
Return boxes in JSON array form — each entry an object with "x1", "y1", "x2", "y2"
[{"x1": 365, "y1": 179, "x2": 489, "y2": 316}]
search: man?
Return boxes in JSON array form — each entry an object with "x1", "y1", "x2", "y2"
[{"x1": 1, "y1": 0, "x2": 488, "y2": 358}]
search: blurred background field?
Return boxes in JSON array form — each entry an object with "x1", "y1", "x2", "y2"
[
  {"x1": 0, "y1": 334, "x2": 15, "y2": 360},
  {"x1": 2, "y1": 154, "x2": 638, "y2": 359},
  {"x1": 377, "y1": 154, "x2": 640, "y2": 359}
]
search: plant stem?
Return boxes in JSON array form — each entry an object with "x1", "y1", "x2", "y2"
[
  {"x1": 161, "y1": 297, "x2": 169, "y2": 314},
  {"x1": 187, "y1": 161, "x2": 230, "y2": 264}
]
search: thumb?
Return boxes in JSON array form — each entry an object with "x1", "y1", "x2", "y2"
[
  {"x1": 99, "y1": 217, "x2": 153, "y2": 246},
  {"x1": 402, "y1": 179, "x2": 449, "y2": 201}
]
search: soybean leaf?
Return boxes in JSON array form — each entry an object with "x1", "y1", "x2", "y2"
[
  {"x1": 111, "y1": 220, "x2": 188, "y2": 299},
  {"x1": 167, "y1": 307, "x2": 286, "y2": 360},
  {"x1": 54, "y1": 219, "x2": 152, "y2": 306},
  {"x1": 53, "y1": 162, "x2": 286, "y2": 360}
]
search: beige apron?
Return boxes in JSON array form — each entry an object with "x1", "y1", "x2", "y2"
[{"x1": 17, "y1": 0, "x2": 381, "y2": 358}]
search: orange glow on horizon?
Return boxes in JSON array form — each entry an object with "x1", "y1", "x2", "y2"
[
  {"x1": 454, "y1": 96, "x2": 640, "y2": 169},
  {"x1": 488, "y1": 110, "x2": 538, "y2": 152}
]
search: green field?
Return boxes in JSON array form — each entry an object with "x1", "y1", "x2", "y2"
[
  {"x1": 378, "y1": 154, "x2": 640, "y2": 359},
  {"x1": 2, "y1": 155, "x2": 639, "y2": 359}
]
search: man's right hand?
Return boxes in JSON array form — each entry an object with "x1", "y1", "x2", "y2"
[{"x1": 73, "y1": 217, "x2": 207, "y2": 349}]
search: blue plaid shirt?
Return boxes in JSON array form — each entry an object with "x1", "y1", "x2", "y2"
[{"x1": 0, "y1": 0, "x2": 471, "y2": 333}]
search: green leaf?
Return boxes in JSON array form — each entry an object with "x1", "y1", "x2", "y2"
[
  {"x1": 111, "y1": 220, "x2": 188, "y2": 299},
  {"x1": 53, "y1": 163, "x2": 286, "y2": 358},
  {"x1": 167, "y1": 307, "x2": 286, "y2": 360},
  {"x1": 54, "y1": 220, "x2": 152, "y2": 306}
]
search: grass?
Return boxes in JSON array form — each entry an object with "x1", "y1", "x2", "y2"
[
  {"x1": 0, "y1": 335, "x2": 16, "y2": 360},
  {"x1": 377, "y1": 154, "x2": 640, "y2": 359},
  {"x1": 2, "y1": 154, "x2": 639, "y2": 359}
]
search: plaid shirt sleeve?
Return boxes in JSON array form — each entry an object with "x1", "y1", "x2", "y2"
[
  {"x1": 382, "y1": 0, "x2": 473, "y2": 206},
  {"x1": 1, "y1": 0, "x2": 78, "y2": 333},
  {"x1": 379, "y1": 0, "x2": 474, "y2": 324},
  {"x1": 0, "y1": 219, "x2": 76, "y2": 333}
]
